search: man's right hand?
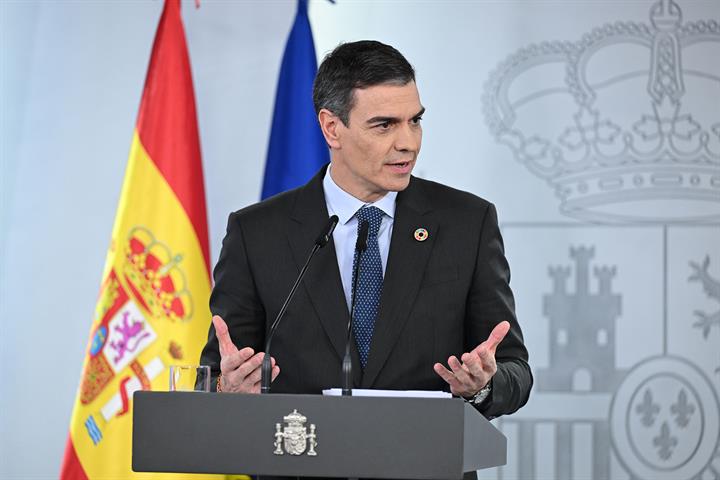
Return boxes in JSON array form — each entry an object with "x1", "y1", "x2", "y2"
[{"x1": 212, "y1": 315, "x2": 280, "y2": 393}]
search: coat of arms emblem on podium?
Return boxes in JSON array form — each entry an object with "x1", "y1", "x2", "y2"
[{"x1": 273, "y1": 409, "x2": 318, "y2": 456}]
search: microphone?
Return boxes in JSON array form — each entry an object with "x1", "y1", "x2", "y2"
[
  {"x1": 342, "y1": 220, "x2": 369, "y2": 396},
  {"x1": 260, "y1": 214, "x2": 339, "y2": 394}
]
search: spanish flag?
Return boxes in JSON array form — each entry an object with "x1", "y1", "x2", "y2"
[{"x1": 60, "y1": 1, "x2": 212, "y2": 477}]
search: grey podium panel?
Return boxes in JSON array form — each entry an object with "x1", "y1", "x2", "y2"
[{"x1": 132, "y1": 392, "x2": 506, "y2": 479}]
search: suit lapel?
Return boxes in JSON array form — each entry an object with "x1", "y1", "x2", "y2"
[
  {"x1": 288, "y1": 168, "x2": 362, "y2": 384},
  {"x1": 361, "y1": 178, "x2": 437, "y2": 388}
]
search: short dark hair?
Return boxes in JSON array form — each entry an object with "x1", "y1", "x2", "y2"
[{"x1": 313, "y1": 40, "x2": 415, "y2": 125}]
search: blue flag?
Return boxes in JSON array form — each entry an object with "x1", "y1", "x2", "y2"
[{"x1": 261, "y1": 0, "x2": 329, "y2": 199}]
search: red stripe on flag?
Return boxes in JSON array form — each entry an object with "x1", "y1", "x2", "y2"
[
  {"x1": 116, "y1": 377, "x2": 132, "y2": 417},
  {"x1": 59, "y1": 435, "x2": 89, "y2": 480},
  {"x1": 136, "y1": 0, "x2": 211, "y2": 277}
]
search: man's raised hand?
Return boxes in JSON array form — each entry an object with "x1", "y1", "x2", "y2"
[
  {"x1": 212, "y1": 315, "x2": 280, "y2": 393},
  {"x1": 433, "y1": 320, "x2": 510, "y2": 398}
]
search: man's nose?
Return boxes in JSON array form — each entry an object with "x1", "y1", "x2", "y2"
[{"x1": 394, "y1": 123, "x2": 421, "y2": 152}]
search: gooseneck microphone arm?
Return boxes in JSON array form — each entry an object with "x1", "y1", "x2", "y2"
[
  {"x1": 342, "y1": 220, "x2": 369, "y2": 396},
  {"x1": 260, "y1": 215, "x2": 339, "y2": 394}
]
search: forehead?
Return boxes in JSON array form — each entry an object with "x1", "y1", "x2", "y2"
[{"x1": 350, "y1": 82, "x2": 422, "y2": 119}]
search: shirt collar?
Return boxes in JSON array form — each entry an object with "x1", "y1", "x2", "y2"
[{"x1": 323, "y1": 165, "x2": 397, "y2": 225}]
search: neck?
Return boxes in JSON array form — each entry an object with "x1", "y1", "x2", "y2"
[{"x1": 328, "y1": 162, "x2": 387, "y2": 203}]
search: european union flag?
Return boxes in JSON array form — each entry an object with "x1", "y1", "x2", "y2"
[{"x1": 261, "y1": 0, "x2": 329, "y2": 200}]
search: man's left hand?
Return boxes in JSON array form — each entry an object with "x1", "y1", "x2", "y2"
[{"x1": 433, "y1": 321, "x2": 510, "y2": 398}]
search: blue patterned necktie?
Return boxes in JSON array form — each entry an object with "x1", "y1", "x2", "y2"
[{"x1": 352, "y1": 205, "x2": 384, "y2": 368}]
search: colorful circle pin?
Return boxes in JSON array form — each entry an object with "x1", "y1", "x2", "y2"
[{"x1": 414, "y1": 228, "x2": 428, "y2": 242}]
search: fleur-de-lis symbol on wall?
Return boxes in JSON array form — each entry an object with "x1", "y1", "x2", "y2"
[
  {"x1": 670, "y1": 389, "x2": 695, "y2": 428},
  {"x1": 636, "y1": 389, "x2": 661, "y2": 427},
  {"x1": 653, "y1": 421, "x2": 678, "y2": 460}
]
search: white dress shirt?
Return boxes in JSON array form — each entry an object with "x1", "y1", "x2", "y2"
[{"x1": 322, "y1": 165, "x2": 397, "y2": 310}]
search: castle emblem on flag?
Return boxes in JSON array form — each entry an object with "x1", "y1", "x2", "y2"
[{"x1": 273, "y1": 409, "x2": 318, "y2": 456}]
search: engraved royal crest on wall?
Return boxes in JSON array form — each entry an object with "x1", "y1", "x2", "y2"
[{"x1": 480, "y1": 1, "x2": 720, "y2": 479}]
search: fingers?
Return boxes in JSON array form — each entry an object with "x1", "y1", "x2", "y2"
[
  {"x1": 212, "y1": 316, "x2": 283, "y2": 394},
  {"x1": 433, "y1": 356, "x2": 482, "y2": 397},
  {"x1": 235, "y1": 352, "x2": 267, "y2": 381},
  {"x1": 471, "y1": 320, "x2": 510, "y2": 357},
  {"x1": 448, "y1": 355, "x2": 474, "y2": 386},
  {"x1": 212, "y1": 315, "x2": 239, "y2": 356},
  {"x1": 249, "y1": 366, "x2": 281, "y2": 394},
  {"x1": 433, "y1": 362, "x2": 460, "y2": 390},
  {"x1": 486, "y1": 321, "x2": 510, "y2": 353},
  {"x1": 461, "y1": 351, "x2": 485, "y2": 378},
  {"x1": 435, "y1": 320, "x2": 511, "y2": 396},
  {"x1": 242, "y1": 354, "x2": 275, "y2": 385},
  {"x1": 466, "y1": 320, "x2": 506, "y2": 382},
  {"x1": 220, "y1": 346, "x2": 255, "y2": 374},
  {"x1": 222, "y1": 352, "x2": 280, "y2": 393}
]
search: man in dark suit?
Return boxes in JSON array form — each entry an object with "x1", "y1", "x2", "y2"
[{"x1": 201, "y1": 40, "x2": 531, "y2": 426}]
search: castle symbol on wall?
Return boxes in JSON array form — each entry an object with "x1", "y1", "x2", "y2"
[
  {"x1": 536, "y1": 246, "x2": 627, "y2": 393},
  {"x1": 482, "y1": 0, "x2": 720, "y2": 478}
]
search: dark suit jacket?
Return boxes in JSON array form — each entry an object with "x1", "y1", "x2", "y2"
[{"x1": 200, "y1": 167, "x2": 532, "y2": 479}]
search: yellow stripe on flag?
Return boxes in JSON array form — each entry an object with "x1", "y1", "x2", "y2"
[
  {"x1": 61, "y1": 1, "x2": 249, "y2": 477},
  {"x1": 70, "y1": 134, "x2": 247, "y2": 479},
  {"x1": 66, "y1": 134, "x2": 230, "y2": 479}
]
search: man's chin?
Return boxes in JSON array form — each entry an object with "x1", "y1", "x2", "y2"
[{"x1": 385, "y1": 176, "x2": 412, "y2": 193}]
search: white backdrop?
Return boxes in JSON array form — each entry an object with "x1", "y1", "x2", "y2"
[{"x1": 1, "y1": 1, "x2": 718, "y2": 478}]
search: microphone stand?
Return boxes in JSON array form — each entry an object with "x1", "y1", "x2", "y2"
[
  {"x1": 260, "y1": 215, "x2": 338, "y2": 394},
  {"x1": 342, "y1": 220, "x2": 369, "y2": 396}
]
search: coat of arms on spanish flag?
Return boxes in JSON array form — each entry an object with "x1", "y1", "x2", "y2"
[{"x1": 60, "y1": 1, "x2": 217, "y2": 477}]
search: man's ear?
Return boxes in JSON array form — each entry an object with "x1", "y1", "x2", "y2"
[{"x1": 318, "y1": 109, "x2": 342, "y2": 149}]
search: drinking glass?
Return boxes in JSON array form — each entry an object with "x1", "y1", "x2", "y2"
[{"x1": 169, "y1": 365, "x2": 210, "y2": 392}]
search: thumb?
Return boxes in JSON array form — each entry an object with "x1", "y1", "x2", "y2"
[{"x1": 486, "y1": 321, "x2": 510, "y2": 353}]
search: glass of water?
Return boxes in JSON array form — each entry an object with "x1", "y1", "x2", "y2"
[{"x1": 169, "y1": 365, "x2": 210, "y2": 392}]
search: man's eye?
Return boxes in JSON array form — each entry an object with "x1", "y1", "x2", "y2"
[
  {"x1": 378, "y1": 121, "x2": 391, "y2": 129},
  {"x1": 412, "y1": 116, "x2": 423, "y2": 125}
]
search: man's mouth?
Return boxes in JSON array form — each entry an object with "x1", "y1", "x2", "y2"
[{"x1": 386, "y1": 161, "x2": 413, "y2": 173}]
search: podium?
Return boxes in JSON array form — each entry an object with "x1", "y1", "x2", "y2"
[{"x1": 132, "y1": 391, "x2": 506, "y2": 479}]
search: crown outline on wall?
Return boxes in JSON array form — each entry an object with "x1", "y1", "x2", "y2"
[{"x1": 482, "y1": 0, "x2": 720, "y2": 224}]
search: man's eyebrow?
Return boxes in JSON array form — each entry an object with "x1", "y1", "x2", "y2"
[
  {"x1": 366, "y1": 115, "x2": 400, "y2": 125},
  {"x1": 366, "y1": 107, "x2": 426, "y2": 125}
]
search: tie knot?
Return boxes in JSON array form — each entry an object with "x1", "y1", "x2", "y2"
[{"x1": 356, "y1": 206, "x2": 384, "y2": 237}]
